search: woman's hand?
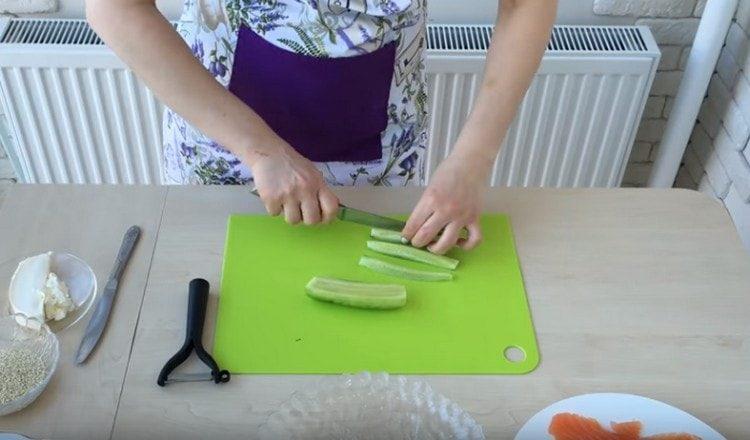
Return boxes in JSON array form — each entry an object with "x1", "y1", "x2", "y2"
[
  {"x1": 401, "y1": 0, "x2": 554, "y2": 254},
  {"x1": 401, "y1": 152, "x2": 487, "y2": 254},
  {"x1": 246, "y1": 138, "x2": 339, "y2": 225}
]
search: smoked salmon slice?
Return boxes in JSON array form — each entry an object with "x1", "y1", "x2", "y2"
[
  {"x1": 611, "y1": 421, "x2": 643, "y2": 440},
  {"x1": 548, "y1": 413, "x2": 702, "y2": 440},
  {"x1": 548, "y1": 413, "x2": 622, "y2": 440}
]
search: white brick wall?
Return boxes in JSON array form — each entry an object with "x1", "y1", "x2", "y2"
[
  {"x1": 635, "y1": 18, "x2": 700, "y2": 45},
  {"x1": 603, "y1": 0, "x2": 750, "y2": 249},
  {"x1": 686, "y1": 0, "x2": 750, "y2": 248},
  {"x1": 725, "y1": 184, "x2": 750, "y2": 249},
  {"x1": 658, "y1": 45, "x2": 683, "y2": 70},
  {"x1": 594, "y1": 0, "x2": 696, "y2": 17}
]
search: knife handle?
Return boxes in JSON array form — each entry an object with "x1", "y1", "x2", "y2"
[
  {"x1": 187, "y1": 278, "x2": 209, "y2": 343},
  {"x1": 250, "y1": 188, "x2": 345, "y2": 209}
]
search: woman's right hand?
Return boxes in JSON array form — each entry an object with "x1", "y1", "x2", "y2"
[{"x1": 246, "y1": 138, "x2": 340, "y2": 225}]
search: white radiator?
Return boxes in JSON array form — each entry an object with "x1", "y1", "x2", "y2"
[{"x1": 0, "y1": 19, "x2": 660, "y2": 186}]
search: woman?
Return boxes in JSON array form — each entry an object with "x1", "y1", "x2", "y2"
[{"x1": 86, "y1": 0, "x2": 556, "y2": 254}]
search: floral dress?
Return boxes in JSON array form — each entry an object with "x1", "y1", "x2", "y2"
[{"x1": 163, "y1": 0, "x2": 428, "y2": 186}]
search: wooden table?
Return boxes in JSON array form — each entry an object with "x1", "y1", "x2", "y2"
[
  {"x1": 0, "y1": 185, "x2": 167, "y2": 439},
  {"x1": 0, "y1": 185, "x2": 748, "y2": 439}
]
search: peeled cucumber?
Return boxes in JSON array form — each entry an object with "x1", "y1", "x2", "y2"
[
  {"x1": 305, "y1": 277, "x2": 406, "y2": 309},
  {"x1": 366, "y1": 241, "x2": 459, "y2": 270},
  {"x1": 370, "y1": 228, "x2": 409, "y2": 244},
  {"x1": 359, "y1": 256, "x2": 453, "y2": 281}
]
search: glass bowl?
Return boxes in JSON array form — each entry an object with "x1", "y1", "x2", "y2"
[
  {"x1": 258, "y1": 372, "x2": 485, "y2": 439},
  {"x1": 8, "y1": 251, "x2": 97, "y2": 333},
  {"x1": 0, "y1": 314, "x2": 59, "y2": 416}
]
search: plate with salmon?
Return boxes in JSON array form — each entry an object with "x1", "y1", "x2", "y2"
[{"x1": 515, "y1": 393, "x2": 725, "y2": 440}]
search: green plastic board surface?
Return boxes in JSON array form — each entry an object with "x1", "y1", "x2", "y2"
[{"x1": 214, "y1": 214, "x2": 539, "y2": 374}]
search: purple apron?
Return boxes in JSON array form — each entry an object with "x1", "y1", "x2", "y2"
[{"x1": 228, "y1": 25, "x2": 397, "y2": 162}]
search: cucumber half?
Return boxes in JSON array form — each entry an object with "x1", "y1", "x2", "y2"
[
  {"x1": 305, "y1": 277, "x2": 406, "y2": 309},
  {"x1": 366, "y1": 241, "x2": 459, "y2": 270},
  {"x1": 370, "y1": 228, "x2": 409, "y2": 244},
  {"x1": 359, "y1": 256, "x2": 453, "y2": 281}
]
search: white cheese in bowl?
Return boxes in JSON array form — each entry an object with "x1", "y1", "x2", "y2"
[
  {"x1": 9, "y1": 253, "x2": 76, "y2": 323},
  {"x1": 40, "y1": 273, "x2": 74, "y2": 321}
]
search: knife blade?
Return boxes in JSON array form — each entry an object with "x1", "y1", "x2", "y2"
[
  {"x1": 249, "y1": 189, "x2": 406, "y2": 231},
  {"x1": 336, "y1": 205, "x2": 406, "y2": 231},
  {"x1": 75, "y1": 225, "x2": 141, "y2": 364}
]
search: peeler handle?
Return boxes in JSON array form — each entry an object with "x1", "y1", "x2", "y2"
[
  {"x1": 157, "y1": 278, "x2": 230, "y2": 386},
  {"x1": 187, "y1": 278, "x2": 209, "y2": 344}
]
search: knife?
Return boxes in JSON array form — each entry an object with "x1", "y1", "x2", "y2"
[
  {"x1": 249, "y1": 189, "x2": 406, "y2": 231},
  {"x1": 75, "y1": 225, "x2": 141, "y2": 364}
]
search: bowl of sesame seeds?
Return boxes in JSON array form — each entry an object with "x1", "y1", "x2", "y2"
[{"x1": 0, "y1": 314, "x2": 59, "y2": 416}]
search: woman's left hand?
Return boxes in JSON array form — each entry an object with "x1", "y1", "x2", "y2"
[{"x1": 401, "y1": 152, "x2": 488, "y2": 254}]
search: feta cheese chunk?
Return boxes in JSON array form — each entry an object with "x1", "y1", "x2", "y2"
[{"x1": 41, "y1": 272, "x2": 74, "y2": 321}]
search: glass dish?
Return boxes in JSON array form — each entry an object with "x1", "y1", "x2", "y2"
[
  {"x1": 259, "y1": 372, "x2": 485, "y2": 439},
  {"x1": 8, "y1": 251, "x2": 97, "y2": 333},
  {"x1": 0, "y1": 314, "x2": 59, "y2": 416}
]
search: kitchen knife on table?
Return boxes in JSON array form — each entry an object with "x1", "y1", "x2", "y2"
[
  {"x1": 75, "y1": 225, "x2": 141, "y2": 364},
  {"x1": 249, "y1": 188, "x2": 406, "y2": 231}
]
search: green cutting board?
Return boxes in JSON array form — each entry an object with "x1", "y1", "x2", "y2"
[{"x1": 214, "y1": 214, "x2": 539, "y2": 374}]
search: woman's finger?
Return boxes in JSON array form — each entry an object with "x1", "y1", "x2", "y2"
[
  {"x1": 263, "y1": 195, "x2": 283, "y2": 217},
  {"x1": 300, "y1": 195, "x2": 322, "y2": 225},
  {"x1": 402, "y1": 199, "x2": 433, "y2": 242},
  {"x1": 458, "y1": 222, "x2": 483, "y2": 250},
  {"x1": 318, "y1": 187, "x2": 340, "y2": 224},
  {"x1": 428, "y1": 222, "x2": 462, "y2": 255},
  {"x1": 283, "y1": 199, "x2": 302, "y2": 225},
  {"x1": 411, "y1": 213, "x2": 450, "y2": 248}
]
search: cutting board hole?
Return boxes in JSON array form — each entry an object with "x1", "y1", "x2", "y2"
[{"x1": 503, "y1": 345, "x2": 526, "y2": 363}]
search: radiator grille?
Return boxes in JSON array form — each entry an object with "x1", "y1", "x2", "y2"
[
  {"x1": 427, "y1": 25, "x2": 494, "y2": 52},
  {"x1": 2, "y1": 19, "x2": 649, "y2": 53},
  {"x1": 548, "y1": 26, "x2": 647, "y2": 52},
  {"x1": 1, "y1": 19, "x2": 102, "y2": 45},
  {"x1": 427, "y1": 24, "x2": 648, "y2": 53}
]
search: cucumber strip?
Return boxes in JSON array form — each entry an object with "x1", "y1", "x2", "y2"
[
  {"x1": 305, "y1": 277, "x2": 406, "y2": 309},
  {"x1": 366, "y1": 241, "x2": 459, "y2": 270},
  {"x1": 359, "y1": 256, "x2": 453, "y2": 281},
  {"x1": 370, "y1": 228, "x2": 409, "y2": 244}
]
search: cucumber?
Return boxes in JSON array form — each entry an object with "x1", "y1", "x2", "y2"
[
  {"x1": 359, "y1": 256, "x2": 453, "y2": 281},
  {"x1": 366, "y1": 241, "x2": 459, "y2": 270},
  {"x1": 305, "y1": 277, "x2": 406, "y2": 309},
  {"x1": 370, "y1": 228, "x2": 409, "y2": 244}
]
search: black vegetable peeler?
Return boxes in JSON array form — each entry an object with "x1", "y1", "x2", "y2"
[{"x1": 157, "y1": 278, "x2": 230, "y2": 386}]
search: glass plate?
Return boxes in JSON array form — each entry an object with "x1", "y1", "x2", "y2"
[{"x1": 259, "y1": 372, "x2": 485, "y2": 440}]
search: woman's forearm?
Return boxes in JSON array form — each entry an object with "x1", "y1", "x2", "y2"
[
  {"x1": 452, "y1": 0, "x2": 556, "y2": 174},
  {"x1": 86, "y1": 0, "x2": 280, "y2": 165}
]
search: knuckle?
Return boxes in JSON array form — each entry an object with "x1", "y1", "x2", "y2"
[
  {"x1": 282, "y1": 186, "x2": 296, "y2": 199},
  {"x1": 301, "y1": 172, "x2": 321, "y2": 187}
]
